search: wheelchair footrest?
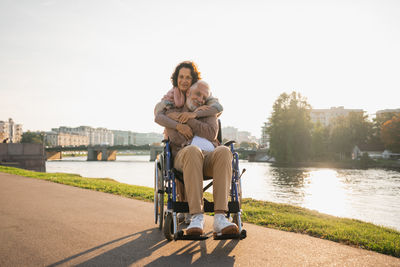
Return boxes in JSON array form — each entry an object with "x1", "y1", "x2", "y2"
[
  {"x1": 174, "y1": 230, "x2": 209, "y2": 241},
  {"x1": 172, "y1": 200, "x2": 240, "y2": 213},
  {"x1": 213, "y1": 229, "x2": 247, "y2": 240}
]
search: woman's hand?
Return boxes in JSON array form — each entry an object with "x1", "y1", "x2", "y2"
[
  {"x1": 176, "y1": 123, "x2": 193, "y2": 140},
  {"x1": 195, "y1": 105, "x2": 210, "y2": 112},
  {"x1": 178, "y1": 112, "x2": 196, "y2": 123},
  {"x1": 167, "y1": 112, "x2": 181, "y2": 122}
]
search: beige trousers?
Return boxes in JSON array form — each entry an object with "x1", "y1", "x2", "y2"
[{"x1": 174, "y1": 145, "x2": 233, "y2": 214}]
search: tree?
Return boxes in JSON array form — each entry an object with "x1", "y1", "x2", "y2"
[
  {"x1": 370, "y1": 113, "x2": 393, "y2": 146},
  {"x1": 310, "y1": 122, "x2": 330, "y2": 160},
  {"x1": 329, "y1": 112, "x2": 372, "y2": 159},
  {"x1": 239, "y1": 141, "x2": 250, "y2": 149},
  {"x1": 238, "y1": 142, "x2": 258, "y2": 150},
  {"x1": 249, "y1": 142, "x2": 259, "y2": 150},
  {"x1": 21, "y1": 131, "x2": 44, "y2": 144},
  {"x1": 267, "y1": 92, "x2": 312, "y2": 163},
  {"x1": 381, "y1": 114, "x2": 400, "y2": 152}
]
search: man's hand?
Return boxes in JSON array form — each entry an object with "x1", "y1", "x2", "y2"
[
  {"x1": 178, "y1": 112, "x2": 196, "y2": 123},
  {"x1": 176, "y1": 123, "x2": 193, "y2": 140},
  {"x1": 166, "y1": 112, "x2": 181, "y2": 122},
  {"x1": 194, "y1": 105, "x2": 210, "y2": 112}
]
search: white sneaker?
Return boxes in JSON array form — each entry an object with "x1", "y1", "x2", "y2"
[
  {"x1": 186, "y1": 213, "x2": 204, "y2": 235},
  {"x1": 213, "y1": 214, "x2": 239, "y2": 236}
]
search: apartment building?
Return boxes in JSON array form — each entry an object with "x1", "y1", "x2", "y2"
[
  {"x1": 52, "y1": 126, "x2": 114, "y2": 146},
  {"x1": 222, "y1": 126, "x2": 238, "y2": 141},
  {"x1": 222, "y1": 126, "x2": 258, "y2": 144},
  {"x1": 376, "y1": 108, "x2": 400, "y2": 120},
  {"x1": 45, "y1": 132, "x2": 89, "y2": 147},
  {"x1": 260, "y1": 122, "x2": 270, "y2": 148},
  {"x1": 134, "y1": 132, "x2": 163, "y2": 145},
  {"x1": 113, "y1": 130, "x2": 136, "y2": 145},
  {"x1": 310, "y1": 106, "x2": 364, "y2": 127},
  {"x1": 0, "y1": 118, "x2": 22, "y2": 143}
]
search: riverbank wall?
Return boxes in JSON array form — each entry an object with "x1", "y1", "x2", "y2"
[{"x1": 0, "y1": 143, "x2": 46, "y2": 172}]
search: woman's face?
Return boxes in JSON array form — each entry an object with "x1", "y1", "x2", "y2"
[{"x1": 177, "y1": 67, "x2": 193, "y2": 92}]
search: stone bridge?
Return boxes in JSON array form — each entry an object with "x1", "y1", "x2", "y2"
[
  {"x1": 235, "y1": 148, "x2": 270, "y2": 162},
  {"x1": 87, "y1": 146, "x2": 117, "y2": 161},
  {"x1": 45, "y1": 145, "x2": 150, "y2": 161}
]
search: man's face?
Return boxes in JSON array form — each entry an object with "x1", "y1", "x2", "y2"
[
  {"x1": 177, "y1": 68, "x2": 193, "y2": 92},
  {"x1": 186, "y1": 85, "x2": 210, "y2": 111}
]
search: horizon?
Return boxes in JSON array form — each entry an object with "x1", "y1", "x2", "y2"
[
  {"x1": 1, "y1": 0, "x2": 400, "y2": 138},
  {"x1": 4, "y1": 103, "x2": 395, "y2": 138}
]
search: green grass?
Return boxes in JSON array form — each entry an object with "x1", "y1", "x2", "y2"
[
  {"x1": 0, "y1": 166, "x2": 154, "y2": 202},
  {"x1": 241, "y1": 199, "x2": 400, "y2": 257},
  {"x1": 1, "y1": 165, "x2": 399, "y2": 258}
]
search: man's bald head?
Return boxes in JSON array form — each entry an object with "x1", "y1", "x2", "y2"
[{"x1": 186, "y1": 81, "x2": 211, "y2": 111}]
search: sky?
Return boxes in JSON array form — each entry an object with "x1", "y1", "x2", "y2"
[{"x1": 1, "y1": 0, "x2": 399, "y2": 138}]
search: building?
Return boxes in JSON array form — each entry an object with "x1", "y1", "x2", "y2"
[
  {"x1": 310, "y1": 106, "x2": 364, "y2": 127},
  {"x1": 45, "y1": 132, "x2": 89, "y2": 147},
  {"x1": 376, "y1": 109, "x2": 400, "y2": 120},
  {"x1": 222, "y1": 126, "x2": 258, "y2": 144},
  {"x1": 352, "y1": 144, "x2": 400, "y2": 160},
  {"x1": 352, "y1": 144, "x2": 385, "y2": 160},
  {"x1": 134, "y1": 132, "x2": 163, "y2": 145},
  {"x1": 222, "y1": 126, "x2": 238, "y2": 142},
  {"x1": 0, "y1": 118, "x2": 23, "y2": 143},
  {"x1": 113, "y1": 130, "x2": 163, "y2": 146},
  {"x1": 52, "y1": 126, "x2": 114, "y2": 146},
  {"x1": 260, "y1": 122, "x2": 270, "y2": 149},
  {"x1": 113, "y1": 130, "x2": 136, "y2": 145}
]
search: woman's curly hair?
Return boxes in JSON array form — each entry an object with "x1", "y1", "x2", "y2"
[{"x1": 171, "y1": 61, "x2": 201, "y2": 87}]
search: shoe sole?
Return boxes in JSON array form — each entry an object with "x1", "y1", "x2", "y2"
[
  {"x1": 214, "y1": 225, "x2": 239, "y2": 237},
  {"x1": 186, "y1": 227, "x2": 203, "y2": 236}
]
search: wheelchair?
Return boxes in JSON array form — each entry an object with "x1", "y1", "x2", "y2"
[{"x1": 154, "y1": 121, "x2": 247, "y2": 241}]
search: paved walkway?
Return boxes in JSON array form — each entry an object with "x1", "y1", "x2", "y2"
[{"x1": 0, "y1": 172, "x2": 399, "y2": 266}]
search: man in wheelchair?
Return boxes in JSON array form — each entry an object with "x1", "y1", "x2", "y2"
[{"x1": 155, "y1": 81, "x2": 239, "y2": 237}]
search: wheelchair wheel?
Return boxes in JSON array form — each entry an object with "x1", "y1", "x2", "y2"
[
  {"x1": 154, "y1": 156, "x2": 164, "y2": 230},
  {"x1": 164, "y1": 212, "x2": 174, "y2": 241}
]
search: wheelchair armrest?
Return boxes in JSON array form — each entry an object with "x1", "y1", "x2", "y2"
[{"x1": 224, "y1": 140, "x2": 236, "y2": 147}]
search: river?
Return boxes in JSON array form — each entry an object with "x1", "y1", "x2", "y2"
[{"x1": 46, "y1": 155, "x2": 400, "y2": 231}]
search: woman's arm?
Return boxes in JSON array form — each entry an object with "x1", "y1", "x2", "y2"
[
  {"x1": 186, "y1": 116, "x2": 218, "y2": 141},
  {"x1": 154, "y1": 112, "x2": 179, "y2": 129},
  {"x1": 155, "y1": 110, "x2": 194, "y2": 139},
  {"x1": 204, "y1": 96, "x2": 223, "y2": 113},
  {"x1": 193, "y1": 96, "x2": 223, "y2": 118},
  {"x1": 154, "y1": 100, "x2": 175, "y2": 116},
  {"x1": 194, "y1": 106, "x2": 220, "y2": 118}
]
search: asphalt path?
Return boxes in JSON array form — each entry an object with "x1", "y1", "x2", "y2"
[{"x1": 1, "y1": 172, "x2": 399, "y2": 266}]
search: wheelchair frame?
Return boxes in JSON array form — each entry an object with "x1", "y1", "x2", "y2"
[{"x1": 154, "y1": 135, "x2": 247, "y2": 241}]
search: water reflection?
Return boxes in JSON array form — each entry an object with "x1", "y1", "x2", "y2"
[
  {"x1": 269, "y1": 167, "x2": 310, "y2": 187},
  {"x1": 47, "y1": 156, "x2": 400, "y2": 230},
  {"x1": 303, "y1": 169, "x2": 347, "y2": 217},
  {"x1": 259, "y1": 167, "x2": 348, "y2": 217},
  {"x1": 241, "y1": 162, "x2": 400, "y2": 230}
]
